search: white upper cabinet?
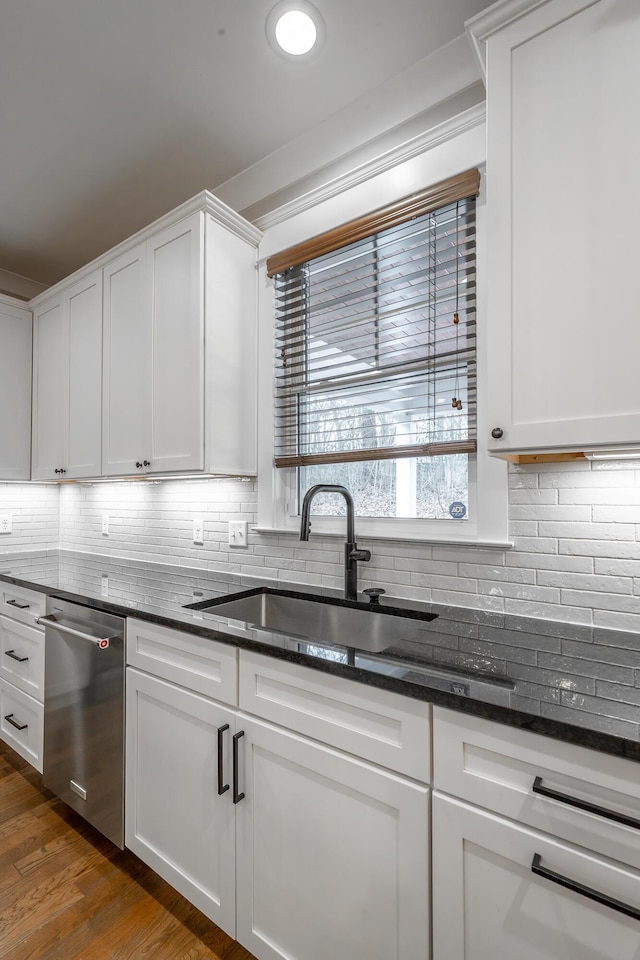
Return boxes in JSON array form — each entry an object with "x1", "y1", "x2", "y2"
[
  {"x1": 102, "y1": 242, "x2": 155, "y2": 476},
  {"x1": 468, "y1": 0, "x2": 640, "y2": 456},
  {"x1": 102, "y1": 200, "x2": 260, "y2": 478},
  {"x1": 29, "y1": 192, "x2": 260, "y2": 482},
  {"x1": 32, "y1": 270, "x2": 102, "y2": 480},
  {"x1": 0, "y1": 296, "x2": 32, "y2": 481},
  {"x1": 102, "y1": 215, "x2": 204, "y2": 476}
]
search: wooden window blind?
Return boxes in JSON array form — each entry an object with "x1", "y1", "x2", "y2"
[{"x1": 270, "y1": 169, "x2": 479, "y2": 470}]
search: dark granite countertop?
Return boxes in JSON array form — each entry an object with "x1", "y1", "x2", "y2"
[{"x1": 1, "y1": 549, "x2": 639, "y2": 763}]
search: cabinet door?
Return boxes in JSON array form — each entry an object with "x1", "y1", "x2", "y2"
[
  {"x1": 484, "y1": 0, "x2": 640, "y2": 454},
  {"x1": 66, "y1": 270, "x2": 102, "y2": 477},
  {"x1": 432, "y1": 792, "x2": 640, "y2": 960},
  {"x1": 0, "y1": 299, "x2": 31, "y2": 480},
  {"x1": 147, "y1": 212, "x2": 204, "y2": 473},
  {"x1": 125, "y1": 668, "x2": 236, "y2": 935},
  {"x1": 31, "y1": 294, "x2": 66, "y2": 479},
  {"x1": 102, "y1": 243, "x2": 150, "y2": 475},
  {"x1": 236, "y1": 715, "x2": 429, "y2": 960}
]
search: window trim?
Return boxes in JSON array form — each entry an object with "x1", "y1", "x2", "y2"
[
  {"x1": 266, "y1": 168, "x2": 480, "y2": 277},
  {"x1": 256, "y1": 150, "x2": 510, "y2": 547}
]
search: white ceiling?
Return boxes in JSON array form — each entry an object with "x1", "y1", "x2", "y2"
[{"x1": 1, "y1": 0, "x2": 489, "y2": 291}]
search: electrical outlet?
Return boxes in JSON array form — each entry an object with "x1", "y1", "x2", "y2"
[
  {"x1": 228, "y1": 520, "x2": 248, "y2": 547},
  {"x1": 0, "y1": 515, "x2": 12, "y2": 534},
  {"x1": 102, "y1": 514, "x2": 109, "y2": 535},
  {"x1": 193, "y1": 518, "x2": 204, "y2": 545},
  {"x1": 101, "y1": 575, "x2": 109, "y2": 597}
]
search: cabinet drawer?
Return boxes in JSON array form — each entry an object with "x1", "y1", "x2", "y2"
[
  {"x1": 127, "y1": 618, "x2": 238, "y2": 707},
  {"x1": 239, "y1": 650, "x2": 431, "y2": 782},
  {"x1": 433, "y1": 793, "x2": 640, "y2": 959},
  {"x1": 0, "y1": 679, "x2": 43, "y2": 772},
  {"x1": 0, "y1": 617, "x2": 44, "y2": 701},
  {"x1": 433, "y1": 707, "x2": 640, "y2": 870},
  {"x1": 0, "y1": 585, "x2": 46, "y2": 629}
]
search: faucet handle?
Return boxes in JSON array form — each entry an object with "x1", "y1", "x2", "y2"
[
  {"x1": 363, "y1": 588, "x2": 386, "y2": 605},
  {"x1": 350, "y1": 548, "x2": 371, "y2": 562}
]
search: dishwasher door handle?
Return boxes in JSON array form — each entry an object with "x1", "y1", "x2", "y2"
[{"x1": 35, "y1": 614, "x2": 117, "y2": 649}]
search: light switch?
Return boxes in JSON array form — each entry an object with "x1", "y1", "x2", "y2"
[{"x1": 228, "y1": 521, "x2": 248, "y2": 547}]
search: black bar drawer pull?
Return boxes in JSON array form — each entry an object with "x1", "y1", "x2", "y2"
[
  {"x1": 233, "y1": 730, "x2": 245, "y2": 804},
  {"x1": 531, "y1": 853, "x2": 640, "y2": 921},
  {"x1": 5, "y1": 649, "x2": 29, "y2": 663},
  {"x1": 4, "y1": 713, "x2": 28, "y2": 731},
  {"x1": 217, "y1": 723, "x2": 230, "y2": 796},
  {"x1": 532, "y1": 776, "x2": 640, "y2": 831},
  {"x1": 6, "y1": 599, "x2": 29, "y2": 610}
]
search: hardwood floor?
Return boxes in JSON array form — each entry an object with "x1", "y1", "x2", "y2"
[{"x1": 0, "y1": 741, "x2": 257, "y2": 960}]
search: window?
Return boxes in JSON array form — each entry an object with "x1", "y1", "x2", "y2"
[{"x1": 267, "y1": 169, "x2": 479, "y2": 527}]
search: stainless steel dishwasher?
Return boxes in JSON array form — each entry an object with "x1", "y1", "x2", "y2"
[{"x1": 37, "y1": 597, "x2": 125, "y2": 848}]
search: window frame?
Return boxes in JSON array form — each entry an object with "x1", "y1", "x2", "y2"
[{"x1": 256, "y1": 148, "x2": 509, "y2": 547}]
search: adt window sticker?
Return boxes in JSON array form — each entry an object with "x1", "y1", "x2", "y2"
[{"x1": 449, "y1": 501, "x2": 467, "y2": 520}]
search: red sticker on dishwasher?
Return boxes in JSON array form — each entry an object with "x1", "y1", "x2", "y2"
[{"x1": 99, "y1": 639, "x2": 109, "y2": 648}]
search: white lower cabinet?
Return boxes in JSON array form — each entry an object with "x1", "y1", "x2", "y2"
[
  {"x1": 432, "y1": 707, "x2": 640, "y2": 958},
  {"x1": 125, "y1": 668, "x2": 237, "y2": 931},
  {"x1": 0, "y1": 587, "x2": 45, "y2": 771},
  {"x1": 125, "y1": 626, "x2": 431, "y2": 960},
  {"x1": 432, "y1": 793, "x2": 640, "y2": 959},
  {"x1": 235, "y1": 715, "x2": 429, "y2": 960}
]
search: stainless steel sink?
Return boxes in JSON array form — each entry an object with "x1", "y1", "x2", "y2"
[{"x1": 186, "y1": 588, "x2": 438, "y2": 654}]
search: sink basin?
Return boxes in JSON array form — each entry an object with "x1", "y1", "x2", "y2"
[{"x1": 186, "y1": 587, "x2": 438, "y2": 654}]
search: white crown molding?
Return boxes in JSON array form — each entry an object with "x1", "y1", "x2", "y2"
[
  {"x1": 251, "y1": 102, "x2": 487, "y2": 233},
  {"x1": 0, "y1": 292, "x2": 33, "y2": 312},
  {"x1": 465, "y1": 0, "x2": 552, "y2": 78},
  {"x1": 0, "y1": 268, "x2": 48, "y2": 303},
  {"x1": 28, "y1": 190, "x2": 261, "y2": 309}
]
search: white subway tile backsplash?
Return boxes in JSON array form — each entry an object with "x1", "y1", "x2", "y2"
[
  {"x1": 506, "y1": 552, "x2": 592, "y2": 573},
  {"x1": 540, "y1": 521, "x2": 637, "y2": 540},
  {"x1": 538, "y1": 571, "x2": 633, "y2": 594},
  {"x1": 595, "y1": 558, "x2": 640, "y2": 577},
  {"x1": 510, "y1": 504, "x2": 592, "y2": 522},
  {"x1": 459, "y1": 564, "x2": 534, "y2": 583},
  {"x1": 1, "y1": 459, "x2": 639, "y2": 633},
  {"x1": 593, "y1": 505, "x2": 640, "y2": 523},
  {"x1": 504, "y1": 600, "x2": 593, "y2": 624},
  {"x1": 559, "y1": 538, "x2": 640, "y2": 559},
  {"x1": 509, "y1": 489, "x2": 558, "y2": 504},
  {"x1": 511, "y1": 536, "x2": 559, "y2": 555}
]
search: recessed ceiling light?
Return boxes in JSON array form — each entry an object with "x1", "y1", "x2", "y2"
[{"x1": 266, "y1": 1, "x2": 325, "y2": 59}]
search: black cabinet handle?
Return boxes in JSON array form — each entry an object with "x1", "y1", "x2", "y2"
[
  {"x1": 233, "y1": 730, "x2": 245, "y2": 804},
  {"x1": 54, "y1": 467, "x2": 66, "y2": 475},
  {"x1": 532, "y1": 776, "x2": 640, "y2": 831},
  {"x1": 143, "y1": 460, "x2": 150, "y2": 467},
  {"x1": 217, "y1": 723, "x2": 230, "y2": 796},
  {"x1": 4, "y1": 713, "x2": 28, "y2": 731},
  {"x1": 135, "y1": 461, "x2": 143, "y2": 469},
  {"x1": 5, "y1": 650, "x2": 29, "y2": 663},
  {"x1": 491, "y1": 427, "x2": 504, "y2": 439},
  {"x1": 6, "y1": 599, "x2": 29, "y2": 610},
  {"x1": 531, "y1": 853, "x2": 640, "y2": 921}
]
